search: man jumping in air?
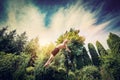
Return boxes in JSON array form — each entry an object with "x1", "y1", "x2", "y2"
[{"x1": 44, "y1": 39, "x2": 71, "y2": 67}]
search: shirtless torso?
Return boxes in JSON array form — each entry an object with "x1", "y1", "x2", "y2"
[{"x1": 56, "y1": 43, "x2": 66, "y2": 49}]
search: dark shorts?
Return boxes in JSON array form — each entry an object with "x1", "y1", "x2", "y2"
[{"x1": 51, "y1": 48, "x2": 59, "y2": 56}]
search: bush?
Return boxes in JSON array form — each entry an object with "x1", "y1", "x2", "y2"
[
  {"x1": 79, "y1": 65, "x2": 101, "y2": 80},
  {"x1": 0, "y1": 52, "x2": 19, "y2": 80},
  {"x1": 13, "y1": 53, "x2": 30, "y2": 80},
  {"x1": 35, "y1": 66, "x2": 66, "y2": 80},
  {"x1": 68, "y1": 71, "x2": 76, "y2": 80},
  {"x1": 0, "y1": 52, "x2": 31, "y2": 80}
]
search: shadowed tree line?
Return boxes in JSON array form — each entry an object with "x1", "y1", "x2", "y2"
[
  {"x1": 0, "y1": 27, "x2": 27, "y2": 54},
  {"x1": 0, "y1": 27, "x2": 120, "y2": 80}
]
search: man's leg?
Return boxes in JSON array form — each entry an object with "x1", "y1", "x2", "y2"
[{"x1": 44, "y1": 54, "x2": 54, "y2": 67}]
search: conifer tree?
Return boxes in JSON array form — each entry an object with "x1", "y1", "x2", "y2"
[
  {"x1": 96, "y1": 41, "x2": 108, "y2": 57},
  {"x1": 88, "y1": 43, "x2": 100, "y2": 67},
  {"x1": 82, "y1": 47, "x2": 92, "y2": 65},
  {"x1": 107, "y1": 33, "x2": 120, "y2": 55},
  {"x1": 105, "y1": 33, "x2": 120, "y2": 80}
]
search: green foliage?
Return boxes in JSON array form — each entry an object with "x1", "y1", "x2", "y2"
[
  {"x1": 96, "y1": 41, "x2": 108, "y2": 56},
  {"x1": 100, "y1": 55, "x2": 115, "y2": 80},
  {"x1": 25, "y1": 37, "x2": 40, "y2": 67},
  {"x1": 96, "y1": 41, "x2": 108, "y2": 66},
  {"x1": 101, "y1": 33, "x2": 120, "y2": 80},
  {"x1": 25, "y1": 37, "x2": 40, "y2": 54},
  {"x1": 0, "y1": 52, "x2": 18, "y2": 80},
  {"x1": 34, "y1": 43, "x2": 56, "y2": 80},
  {"x1": 26, "y1": 66, "x2": 35, "y2": 80},
  {"x1": 13, "y1": 53, "x2": 30, "y2": 80},
  {"x1": 56, "y1": 28, "x2": 85, "y2": 45},
  {"x1": 0, "y1": 27, "x2": 27, "y2": 54},
  {"x1": 107, "y1": 33, "x2": 120, "y2": 55},
  {"x1": 26, "y1": 66, "x2": 34, "y2": 74},
  {"x1": 35, "y1": 66, "x2": 66, "y2": 80},
  {"x1": 34, "y1": 43, "x2": 55, "y2": 68},
  {"x1": 0, "y1": 52, "x2": 30, "y2": 80},
  {"x1": 82, "y1": 47, "x2": 92, "y2": 65},
  {"x1": 68, "y1": 71, "x2": 76, "y2": 80},
  {"x1": 79, "y1": 65, "x2": 101, "y2": 80},
  {"x1": 0, "y1": 26, "x2": 120, "y2": 80},
  {"x1": 56, "y1": 28, "x2": 87, "y2": 70},
  {"x1": 88, "y1": 43, "x2": 100, "y2": 67},
  {"x1": 14, "y1": 32, "x2": 27, "y2": 54}
]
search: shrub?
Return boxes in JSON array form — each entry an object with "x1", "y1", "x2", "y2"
[
  {"x1": 0, "y1": 52, "x2": 30, "y2": 80},
  {"x1": 79, "y1": 65, "x2": 101, "y2": 80}
]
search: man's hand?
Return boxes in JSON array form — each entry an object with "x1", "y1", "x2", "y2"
[
  {"x1": 66, "y1": 49, "x2": 71, "y2": 53},
  {"x1": 68, "y1": 50, "x2": 71, "y2": 53}
]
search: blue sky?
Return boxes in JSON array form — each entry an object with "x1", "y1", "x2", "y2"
[{"x1": 0, "y1": 0, "x2": 120, "y2": 48}]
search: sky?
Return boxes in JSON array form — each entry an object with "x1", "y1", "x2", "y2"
[{"x1": 0, "y1": 0, "x2": 120, "y2": 48}]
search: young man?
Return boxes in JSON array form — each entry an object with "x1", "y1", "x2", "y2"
[{"x1": 44, "y1": 39, "x2": 71, "y2": 67}]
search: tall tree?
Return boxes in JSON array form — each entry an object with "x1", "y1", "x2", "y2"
[
  {"x1": 56, "y1": 28, "x2": 86, "y2": 70},
  {"x1": 88, "y1": 43, "x2": 100, "y2": 67},
  {"x1": 82, "y1": 47, "x2": 92, "y2": 65},
  {"x1": 96, "y1": 41, "x2": 108, "y2": 57},
  {"x1": 104, "y1": 33, "x2": 120, "y2": 80},
  {"x1": 107, "y1": 33, "x2": 120, "y2": 55}
]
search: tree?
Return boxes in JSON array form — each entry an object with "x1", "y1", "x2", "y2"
[
  {"x1": 0, "y1": 27, "x2": 27, "y2": 54},
  {"x1": 88, "y1": 43, "x2": 100, "y2": 67},
  {"x1": 14, "y1": 32, "x2": 27, "y2": 54},
  {"x1": 25, "y1": 37, "x2": 40, "y2": 67},
  {"x1": 96, "y1": 41, "x2": 108, "y2": 57},
  {"x1": 103, "y1": 33, "x2": 120, "y2": 80},
  {"x1": 82, "y1": 47, "x2": 92, "y2": 66},
  {"x1": 0, "y1": 29, "x2": 16, "y2": 53},
  {"x1": 107, "y1": 33, "x2": 120, "y2": 55},
  {"x1": 56, "y1": 28, "x2": 85, "y2": 70}
]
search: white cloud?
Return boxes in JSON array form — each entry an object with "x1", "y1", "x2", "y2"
[
  {"x1": 49, "y1": 4, "x2": 110, "y2": 48},
  {"x1": 4, "y1": 0, "x2": 112, "y2": 48}
]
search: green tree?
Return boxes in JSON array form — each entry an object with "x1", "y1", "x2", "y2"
[
  {"x1": 107, "y1": 33, "x2": 120, "y2": 55},
  {"x1": 102, "y1": 33, "x2": 120, "y2": 80},
  {"x1": 0, "y1": 29, "x2": 16, "y2": 53},
  {"x1": 56, "y1": 28, "x2": 85, "y2": 70},
  {"x1": 25, "y1": 37, "x2": 40, "y2": 67},
  {"x1": 88, "y1": 43, "x2": 100, "y2": 67},
  {"x1": 14, "y1": 32, "x2": 27, "y2": 54},
  {"x1": 0, "y1": 27, "x2": 27, "y2": 54},
  {"x1": 96, "y1": 41, "x2": 108, "y2": 56},
  {"x1": 82, "y1": 47, "x2": 92, "y2": 66}
]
